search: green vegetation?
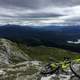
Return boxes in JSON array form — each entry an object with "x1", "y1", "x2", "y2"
[
  {"x1": 2, "y1": 38, "x2": 80, "y2": 63},
  {"x1": 17, "y1": 44, "x2": 80, "y2": 62}
]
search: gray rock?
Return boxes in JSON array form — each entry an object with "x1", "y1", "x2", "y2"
[{"x1": 0, "y1": 38, "x2": 30, "y2": 66}]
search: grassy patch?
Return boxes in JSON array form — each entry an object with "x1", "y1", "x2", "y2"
[{"x1": 18, "y1": 44, "x2": 80, "y2": 62}]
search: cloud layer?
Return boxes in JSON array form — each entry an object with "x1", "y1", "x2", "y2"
[{"x1": 0, "y1": 0, "x2": 80, "y2": 25}]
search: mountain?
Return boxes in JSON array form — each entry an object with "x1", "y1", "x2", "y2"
[
  {"x1": 0, "y1": 25, "x2": 80, "y2": 52},
  {"x1": 0, "y1": 38, "x2": 80, "y2": 80}
]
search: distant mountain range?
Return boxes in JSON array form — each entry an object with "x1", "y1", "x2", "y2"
[{"x1": 0, "y1": 24, "x2": 80, "y2": 52}]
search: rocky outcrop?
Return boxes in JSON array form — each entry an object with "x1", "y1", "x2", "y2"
[
  {"x1": 0, "y1": 38, "x2": 42, "y2": 80},
  {"x1": 0, "y1": 61, "x2": 42, "y2": 80},
  {"x1": 41, "y1": 63, "x2": 80, "y2": 80},
  {"x1": 0, "y1": 38, "x2": 30, "y2": 66}
]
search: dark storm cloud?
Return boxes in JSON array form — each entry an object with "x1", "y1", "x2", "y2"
[
  {"x1": 0, "y1": 0, "x2": 80, "y2": 9},
  {"x1": 0, "y1": 0, "x2": 49, "y2": 9}
]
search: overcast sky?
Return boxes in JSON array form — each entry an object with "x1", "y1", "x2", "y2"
[{"x1": 0, "y1": 0, "x2": 80, "y2": 24}]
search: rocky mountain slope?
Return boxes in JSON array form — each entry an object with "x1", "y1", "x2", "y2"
[
  {"x1": 0, "y1": 38, "x2": 42, "y2": 80},
  {"x1": 0, "y1": 38, "x2": 30, "y2": 65},
  {"x1": 0, "y1": 38, "x2": 80, "y2": 80}
]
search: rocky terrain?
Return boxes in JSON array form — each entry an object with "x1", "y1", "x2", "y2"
[
  {"x1": 0, "y1": 38, "x2": 80, "y2": 80},
  {"x1": 0, "y1": 38, "x2": 42, "y2": 80}
]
